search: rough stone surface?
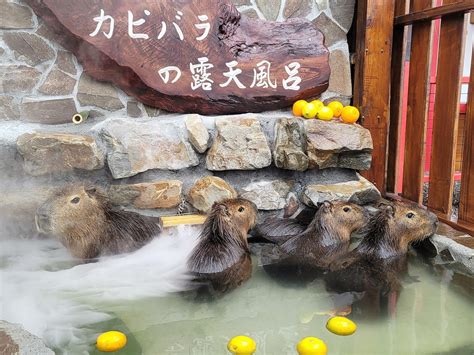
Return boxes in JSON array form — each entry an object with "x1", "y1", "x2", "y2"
[
  {"x1": 231, "y1": 0, "x2": 251, "y2": 6},
  {"x1": 329, "y1": 0, "x2": 356, "y2": 32},
  {"x1": 16, "y1": 132, "x2": 105, "y2": 176},
  {"x1": 206, "y1": 117, "x2": 272, "y2": 171},
  {"x1": 323, "y1": 95, "x2": 351, "y2": 106},
  {"x1": 0, "y1": 95, "x2": 20, "y2": 120},
  {"x1": 0, "y1": 65, "x2": 41, "y2": 94},
  {"x1": 126, "y1": 101, "x2": 142, "y2": 117},
  {"x1": 77, "y1": 73, "x2": 124, "y2": 111},
  {"x1": 273, "y1": 117, "x2": 309, "y2": 171},
  {"x1": 144, "y1": 105, "x2": 161, "y2": 117},
  {"x1": 2, "y1": 32, "x2": 55, "y2": 66},
  {"x1": 20, "y1": 98, "x2": 77, "y2": 124},
  {"x1": 100, "y1": 119, "x2": 199, "y2": 179},
  {"x1": 256, "y1": 0, "x2": 280, "y2": 20},
  {"x1": 328, "y1": 49, "x2": 352, "y2": 96},
  {"x1": 302, "y1": 174, "x2": 381, "y2": 206},
  {"x1": 55, "y1": 50, "x2": 77, "y2": 75},
  {"x1": 108, "y1": 181, "x2": 182, "y2": 209},
  {"x1": 312, "y1": 12, "x2": 346, "y2": 47},
  {"x1": 241, "y1": 8, "x2": 259, "y2": 19},
  {"x1": 240, "y1": 180, "x2": 293, "y2": 210},
  {"x1": 284, "y1": 0, "x2": 313, "y2": 19},
  {"x1": 429, "y1": 235, "x2": 474, "y2": 275},
  {"x1": 0, "y1": 321, "x2": 54, "y2": 355},
  {"x1": 188, "y1": 176, "x2": 237, "y2": 212},
  {"x1": 0, "y1": 2, "x2": 34, "y2": 29},
  {"x1": 38, "y1": 69, "x2": 76, "y2": 95},
  {"x1": 304, "y1": 120, "x2": 373, "y2": 170},
  {"x1": 185, "y1": 114, "x2": 210, "y2": 153}
]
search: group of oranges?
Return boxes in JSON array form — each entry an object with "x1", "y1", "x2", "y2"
[{"x1": 292, "y1": 99, "x2": 360, "y2": 124}]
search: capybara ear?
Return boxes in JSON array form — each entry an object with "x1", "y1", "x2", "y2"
[
  {"x1": 321, "y1": 200, "x2": 333, "y2": 212},
  {"x1": 382, "y1": 204, "x2": 395, "y2": 218},
  {"x1": 84, "y1": 185, "x2": 98, "y2": 198}
]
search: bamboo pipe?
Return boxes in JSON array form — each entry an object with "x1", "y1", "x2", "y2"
[
  {"x1": 161, "y1": 214, "x2": 207, "y2": 228},
  {"x1": 72, "y1": 111, "x2": 90, "y2": 124}
]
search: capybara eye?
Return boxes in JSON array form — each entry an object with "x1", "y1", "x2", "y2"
[
  {"x1": 406, "y1": 212, "x2": 415, "y2": 219},
  {"x1": 238, "y1": 206, "x2": 245, "y2": 212},
  {"x1": 343, "y1": 207, "x2": 351, "y2": 212},
  {"x1": 70, "y1": 197, "x2": 80, "y2": 204}
]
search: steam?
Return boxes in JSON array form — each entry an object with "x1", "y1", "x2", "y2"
[{"x1": 0, "y1": 225, "x2": 199, "y2": 353}]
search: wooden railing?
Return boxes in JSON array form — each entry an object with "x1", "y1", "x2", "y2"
[{"x1": 353, "y1": 0, "x2": 474, "y2": 235}]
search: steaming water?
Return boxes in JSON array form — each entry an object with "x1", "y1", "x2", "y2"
[{"x1": 1, "y1": 227, "x2": 473, "y2": 354}]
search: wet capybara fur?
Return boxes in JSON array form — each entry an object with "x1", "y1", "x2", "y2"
[
  {"x1": 324, "y1": 201, "x2": 439, "y2": 318},
  {"x1": 35, "y1": 185, "x2": 163, "y2": 259},
  {"x1": 187, "y1": 198, "x2": 258, "y2": 298},
  {"x1": 256, "y1": 201, "x2": 369, "y2": 286}
]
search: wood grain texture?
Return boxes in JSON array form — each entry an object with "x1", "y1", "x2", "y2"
[
  {"x1": 427, "y1": 8, "x2": 466, "y2": 216},
  {"x1": 459, "y1": 46, "x2": 474, "y2": 226},
  {"x1": 27, "y1": 0, "x2": 330, "y2": 115},
  {"x1": 395, "y1": 1, "x2": 474, "y2": 26},
  {"x1": 386, "y1": 0, "x2": 408, "y2": 193},
  {"x1": 354, "y1": 0, "x2": 395, "y2": 193},
  {"x1": 401, "y1": 0, "x2": 433, "y2": 203}
]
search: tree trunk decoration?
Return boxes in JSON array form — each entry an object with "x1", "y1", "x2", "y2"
[{"x1": 27, "y1": 0, "x2": 330, "y2": 115}]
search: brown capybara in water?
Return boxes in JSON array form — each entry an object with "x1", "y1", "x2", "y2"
[
  {"x1": 187, "y1": 198, "x2": 258, "y2": 298},
  {"x1": 35, "y1": 185, "x2": 163, "y2": 259},
  {"x1": 324, "y1": 201, "x2": 439, "y2": 318},
  {"x1": 255, "y1": 201, "x2": 369, "y2": 286}
]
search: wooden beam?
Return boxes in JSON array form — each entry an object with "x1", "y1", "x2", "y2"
[
  {"x1": 386, "y1": 0, "x2": 408, "y2": 193},
  {"x1": 354, "y1": 0, "x2": 396, "y2": 193},
  {"x1": 395, "y1": 1, "x2": 474, "y2": 26},
  {"x1": 401, "y1": 0, "x2": 433, "y2": 203},
  {"x1": 458, "y1": 45, "x2": 474, "y2": 226},
  {"x1": 427, "y1": 8, "x2": 466, "y2": 217}
]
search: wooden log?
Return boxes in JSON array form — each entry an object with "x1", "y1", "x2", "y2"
[
  {"x1": 401, "y1": 0, "x2": 433, "y2": 203},
  {"x1": 459, "y1": 46, "x2": 474, "y2": 227},
  {"x1": 353, "y1": 0, "x2": 395, "y2": 193},
  {"x1": 427, "y1": 7, "x2": 466, "y2": 217},
  {"x1": 27, "y1": 0, "x2": 330, "y2": 115},
  {"x1": 386, "y1": 0, "x2": 408, "y2": 193}
]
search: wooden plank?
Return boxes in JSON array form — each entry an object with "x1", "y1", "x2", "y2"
[
  {"x1": 401, "y1": 0, "x2": 433, "y2": 203},
  {"x1": 459, "y1": 46, "x2": 474, "y2": 226},
  {"x1": 427, "y1": 9, "x2": 466, "y2": 217},
  {"x1": 354, "y1": 0, "x2": 396, "y2": 193},
  {"x1": 386, "y1": 0, "x2": 408, "y2": 193},
  {"x1": 395, "y1": 1, "x2": 474, "y2": 26}
]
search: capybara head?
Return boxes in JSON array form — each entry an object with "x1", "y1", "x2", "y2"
[
  {"x1": 36, "y1": 185, "x2": 108, "y2": 240},
  {"x1": 361, "y1": 201, "x2": 439, "y2": 257},
  {"x1": 208, "y1": 198, "x2": 258, "y2": 242},
  {"x1": 312, "y1": 200, "x2": 369, "y2": 241}
]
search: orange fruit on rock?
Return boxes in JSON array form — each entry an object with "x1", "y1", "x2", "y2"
[
  {"x1": 292, "y1": 100, "x2": 308, "y2": 117},
  {"x1": 310, "y1": 100, "x2": 325, "y2": 112},
  {"x1": 302, "y1": 103, "x2": 318, "y2": 119},
  {"x1": 317, "y1": 106, "x2": 334, "y2": 121},
  {"x1": 341, "y1": 106, "x2": 360, "y2": 123},
  {"x1": 327, "y1": 101, "x2": 344, "y2": 118}
]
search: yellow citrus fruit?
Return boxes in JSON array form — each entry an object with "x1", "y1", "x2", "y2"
[
  {"x1": 96, "y1": 331, "x2": 127, "y2": 352},
  {"x1": 296, "y1": 337, "x2": 328, "y2": 355},
  {"x1": 292, "y1": 100, "x2": 308, "y2": 117},
  {"x1": 341, "y1": 106, "x2": 360, "y2": 123},
  {"x1": 327, "y1": 101, "x2": 344, "y2": 117},
  {"x1": 302, "y1": 103, "x2": 318, "y2": 119},
  {"x1": 326, "y1": 316, "x2": 357, "y2": 336},
  {"x1": 227, "y1": 335, "x2": 257, "y2": 355},
  {"x1": 317, "y1": 106, "x2": 334, "y2": 121},
  {"x1": 310, "y1": 100, "x2": 325, "y2": 111}
]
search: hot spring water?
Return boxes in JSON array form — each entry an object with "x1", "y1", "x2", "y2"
[{"x1": 1, "y1": 226, "x2": 473, "y2": 354}]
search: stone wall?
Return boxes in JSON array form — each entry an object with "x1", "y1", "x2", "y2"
[{"x1": 0, "y1": 0, "x2": 371, "y2": 237}]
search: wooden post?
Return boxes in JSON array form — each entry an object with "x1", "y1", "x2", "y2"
[
  {"x1": 458, "y1": 45, "x2": 474, "y2": 232},
  {"x1": 426, "y1": 4, "x2": 467, "y2": 217},
  {"x1": 386, "y1": 0, "x2": 408, "y2": 193},
  {"x1": 400, "y1": 0, "x2": 433, "y2": 203},
  {"x1": 353, "y1": 0, "x2": 396, "y2": 193}
]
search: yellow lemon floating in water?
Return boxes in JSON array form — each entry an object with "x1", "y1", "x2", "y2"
[
  {"x1": 326, "y1": 316, "x2": 357, "y2": 336},
  {"x1": 227, "y1": 335, "x2": 256, "y2": 355},
  {"x1": 296, "y1": 337, "x2": 328, "y2": 355},
  {"x1": 96, "y1": 331, "x2": 127, "y2": 352}
]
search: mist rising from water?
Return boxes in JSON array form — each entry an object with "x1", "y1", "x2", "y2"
[{"x1": 0, "y1": 225, "x2": 200, "y2": 353}]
